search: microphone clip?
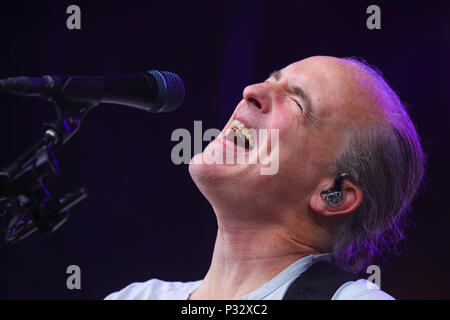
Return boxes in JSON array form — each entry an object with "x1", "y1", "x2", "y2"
[
  {"x1": 0, "y1": 78, "x2": 94, "y2": 243},
  {"x1": 0, "y1": 133, "x2": 88, "y2": 243}
]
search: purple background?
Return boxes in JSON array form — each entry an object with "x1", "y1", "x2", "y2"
[{"x1": 0, "y1": 1, "x2": 449, "y2": 299}]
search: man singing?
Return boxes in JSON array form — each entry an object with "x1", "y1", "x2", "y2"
[{"x1": 105, "y1": 56, "x2": 425, "y2": 300}]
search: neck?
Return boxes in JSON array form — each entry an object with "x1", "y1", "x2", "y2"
[{"x1": 189, "y1": 210, "x2": 321, "y2": 300}]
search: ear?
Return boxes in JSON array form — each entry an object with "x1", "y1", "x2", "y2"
[{"x1": 309, "y1": 179, "x2": 363, "y2": 217}]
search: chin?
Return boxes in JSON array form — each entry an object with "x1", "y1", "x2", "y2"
[
  {"x1": 189, "y1": 154, "x2": 255, "y2": 202},
  {"x1": 189, "y1": 152, "x2": 238, "y2": 185},
  {"x1": 188, "y1": 151, "x2": 284, "y2": 216}
]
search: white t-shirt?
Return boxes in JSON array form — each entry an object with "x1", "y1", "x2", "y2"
[{"x1": 105, "y1": 254, "x2": 394, "y2": 300}]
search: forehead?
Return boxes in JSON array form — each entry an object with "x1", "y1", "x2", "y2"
[
  {"x1": 281, "y1": 56, "x2": 353, "y2": 91},
  {"x1": 280, "y1": 56, "x2": 387, "y2": 125}
]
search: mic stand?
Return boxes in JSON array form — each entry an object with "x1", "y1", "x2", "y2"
[{"x1": 0, "y1": 87, "x2": 97, "y2": 243}]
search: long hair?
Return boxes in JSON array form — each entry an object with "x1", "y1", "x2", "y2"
[{"x1": 331, "y1": 58, "x2": 426, "y2": 274}]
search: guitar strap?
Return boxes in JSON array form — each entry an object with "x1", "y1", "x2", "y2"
[{"x1": 283, "y1": 261, "x2": 358, "y2": 300}]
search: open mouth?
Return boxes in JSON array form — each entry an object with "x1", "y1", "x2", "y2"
[{"x1": 226, "y1": 119, "x2": 254, "y2": 151}]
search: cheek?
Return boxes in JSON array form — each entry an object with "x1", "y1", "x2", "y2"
[
  {"x1": 269, "y1": 108, "x2": 306, "y2": 152},
  {"x1": 268, "y1": 110, "x2": 298, "y2": 138},
  {"x1": 273, "y1": 119, "x2": 331, "y2": 177}
]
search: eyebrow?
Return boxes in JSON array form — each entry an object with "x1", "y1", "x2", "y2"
[
  {"x1": 268, "y1": 69, "x2": 312, "y2": 115},
  {"x1": 269, "y1": 70, "x2": 282, "y2": 81}
]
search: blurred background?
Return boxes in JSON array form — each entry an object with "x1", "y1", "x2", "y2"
[{"x1": 0, "y1": 0, "x2": 449, "y2": 299}]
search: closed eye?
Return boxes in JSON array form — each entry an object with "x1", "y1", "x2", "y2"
[{"x1": 291, "y1": 98, "x2": 303, "y2": 113}]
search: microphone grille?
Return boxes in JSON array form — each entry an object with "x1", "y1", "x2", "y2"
[{"x1": 147, "y1": 70, "x2": 185, "y2": 113}]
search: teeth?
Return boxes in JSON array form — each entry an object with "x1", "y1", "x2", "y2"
[
  {"x1": 232, "y1": 120, "x2": 245, "y2": 130},
  {"x1": 230, "y1": 119, "x2": 253, "y2": 147}
]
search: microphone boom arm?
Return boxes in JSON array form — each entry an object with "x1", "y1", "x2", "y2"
[
  {"x1": 0, "y1": 69, "x2": 185, "y2": 243},
  {"x1": 0, "y1": 85, "x2": 92, "y2": 243}
]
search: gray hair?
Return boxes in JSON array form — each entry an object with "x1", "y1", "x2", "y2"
[{"x1": 331, "y1": 57, "x2": 426, "y2": 274}]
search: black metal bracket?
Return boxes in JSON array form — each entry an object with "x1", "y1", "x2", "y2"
[{"x1": 0, "y1": 87, "x2": 93, "y2": 243}]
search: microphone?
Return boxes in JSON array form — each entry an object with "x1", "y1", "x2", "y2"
[{"x1": 0, "y1": 70, "x2": 185, "y2": 113}]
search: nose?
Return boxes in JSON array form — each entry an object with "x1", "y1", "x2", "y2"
[{"x1": 243, "y1": 82, "x2": 275, "y2": 113}]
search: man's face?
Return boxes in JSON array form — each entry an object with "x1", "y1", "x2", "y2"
[{"x1": 189, "y1": 56, "x2": 381, "y2": 214}]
